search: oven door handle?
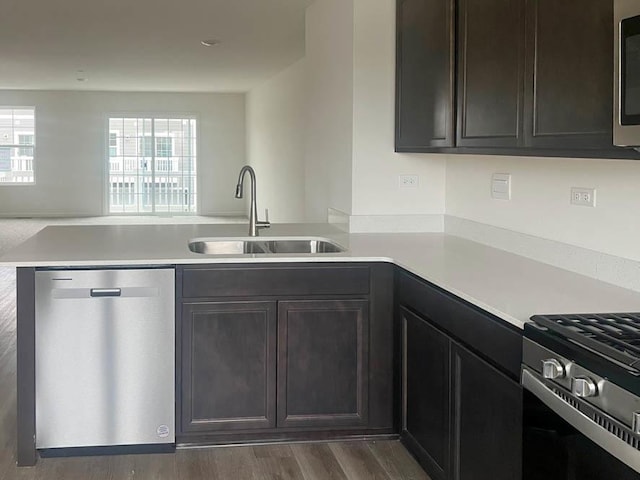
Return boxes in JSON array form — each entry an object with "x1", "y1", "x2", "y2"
[{"x1": 521, "y1": 367, "x2": 640, "y2": 474}]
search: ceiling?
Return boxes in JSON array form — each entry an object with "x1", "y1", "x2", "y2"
[{"x1": 0, "y1": 0, "x2": 312, "y2": 92}]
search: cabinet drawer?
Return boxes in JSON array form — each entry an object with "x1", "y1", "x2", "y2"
[
  {"x1": 182, "y1": 264, "x2": 370, "y2": 298},
  {"x1": 396, "y1": 268, "x2": 522, "y2": 378}
]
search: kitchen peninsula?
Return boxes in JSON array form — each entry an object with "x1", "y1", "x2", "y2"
[{"x1": 4, "y1": 223, "x2": 640, "y2": 477}]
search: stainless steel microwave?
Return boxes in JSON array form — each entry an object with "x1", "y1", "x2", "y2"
[{"x1": 614, "y1": 0, "x2": 640, "y2": 146}]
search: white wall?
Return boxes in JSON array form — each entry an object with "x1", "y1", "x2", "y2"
[
  {"x1": 304, "y1": 0, "x2": 355, "y2": 222},
  {"x1": 244, "y1": 0, "x2": 640, "y2": 272},
  {"x1": 0, "y1": 90, "x2": 245, "y2": 217},
  {"x1": 446, "y1": 154, "x2": 640, "y2": 261},
  {"x1": 246, "y1": 59, "x2": 307, "y2": 223},
  {"x1": 351, "y1": 0, "x2": 446, "y2": 219},
  {"x1": 280, "y1": 0, "x2": 446, "y2": 226}
]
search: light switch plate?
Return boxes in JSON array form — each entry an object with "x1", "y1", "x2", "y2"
[{"x1": 491, "y1": 173, "x2": 511, "y2": 200}]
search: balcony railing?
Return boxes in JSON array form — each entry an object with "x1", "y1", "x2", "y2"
[{"x1": 109, "y1": 157, "x2": 191, "y2": 173}]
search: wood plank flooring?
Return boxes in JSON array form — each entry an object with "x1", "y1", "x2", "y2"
[{"x1": 0, "y1": 266, "x2": 429, "y2": 479}]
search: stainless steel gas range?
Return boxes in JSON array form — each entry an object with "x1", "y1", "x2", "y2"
[{"x1": 521, "y1": 313, "x2": 640, "y2": 479}]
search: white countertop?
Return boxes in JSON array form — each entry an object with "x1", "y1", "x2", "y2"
[{"x1": 3, "y1": 223, "x2": 640, "y2": 330}]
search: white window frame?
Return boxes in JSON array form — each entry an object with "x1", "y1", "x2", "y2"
[
  {"x1": 104, "y1": 113, "x2": 200, "y2": 216},
  {"x1": 0, "y1": 106, "x2": 36, "y2": 186}
]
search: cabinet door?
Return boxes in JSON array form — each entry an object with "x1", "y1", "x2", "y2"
[
  {"x1": 523, "y1": 0, "x2": 613, "y2": 149},
  {"x1": 457, "y1": 0, "x2": 525, "y2": 147},
  {"x1": 277, "y1": 299, "x2": 369, "y2": 429},
  {"x1": 451, "y1": 344, "x2": 522, "y2": 480},
  {"x1": 396, "y1": 0, "x2": 455, "y2": 149},
  {"x1": 181, "y1": 302, "x2": 277, "y2": 433},
  {"x1": 401, "y1": 307, "x2": 450, "y2": 480}
]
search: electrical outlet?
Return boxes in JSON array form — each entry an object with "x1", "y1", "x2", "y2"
[
  {"x1": 570, "y1": 187, "x2": 596, "y2": 207},
  {"x1": 398, "y1": 174, "x2": 419, "y2": 188}
]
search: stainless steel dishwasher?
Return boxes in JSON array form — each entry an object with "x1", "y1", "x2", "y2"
[{"x1": 35, "y1": 268, "x2": 175, "y2": 451}]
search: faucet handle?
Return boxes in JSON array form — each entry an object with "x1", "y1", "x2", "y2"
[{"x1": 258, "y1": 209, "x2": 270, "y2": 230}]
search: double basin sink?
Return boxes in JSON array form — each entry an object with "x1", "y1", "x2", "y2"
[{"x1": 189, "y1": 237, "x2": 346, "y2": 255}]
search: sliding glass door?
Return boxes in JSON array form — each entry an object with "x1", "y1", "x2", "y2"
[{"x1": 107, "y1": 116, "x2": 197, "y2": 214}]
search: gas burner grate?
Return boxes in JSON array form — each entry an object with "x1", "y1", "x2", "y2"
[{"x1": 531, "y1": 313, "x2": 640, "y2": 371}]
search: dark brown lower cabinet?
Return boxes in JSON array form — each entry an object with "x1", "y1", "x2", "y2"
[
  {"x1": 177, "y1": 263, "x2": 393, "y2": 442},
  {"x1": 401, "y1": 307, "x2": 451, "y2": 480},
  {"x1": 181, "y1": 301, "x2": 277, "y2": 433},
  {"x1": 451, "y1": 344, "x2": 522, "y2": 480},
  {"x1": 180, "y1": 297, "x2": 374, "y2": 436},
  {"x1": 277, "y1": 299, "x2": 369, "y2": 429},
  {"x1": 400, "y1": 306, "x2": 522, "y2": 480}
]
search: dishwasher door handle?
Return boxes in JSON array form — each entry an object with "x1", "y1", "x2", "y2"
[{"x1": 90, "y1": 288, "x2": 122, "y2": 297}]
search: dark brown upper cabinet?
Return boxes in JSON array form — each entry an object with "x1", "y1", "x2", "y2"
[
  {"x1": 523, "y1": 0, "x2": 613, "y2": 149},
  {"x1": 396, "y1": 0, "x2": 455, "y2": 149},
  {"x1": 396, "y1": 0, "x2": 638, "y2": 158},
  {"x1": 456, "y1": 0, "x2": 525, "y2": 148}
]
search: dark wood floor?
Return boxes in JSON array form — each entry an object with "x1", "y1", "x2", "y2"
[{"x1": 0, "y1": 267, "x2": 428, "y2": 480}]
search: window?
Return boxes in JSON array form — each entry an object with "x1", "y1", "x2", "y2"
[
  {"x1": 139, "y1": 136, "x2": 153, "y2": 157},
  {"x1": 156, "y1": 137, "x2": 172, "y2": 157},
  {"x1": 0, "y1": 107, "x2": 35, "y2": 184},
  {"x1": 109, "y1": 133, "x2": 118, "y2": 157},
  {"x1": 138, "y1": 136, "x2": 172, "y2": 157},
  {"x1": 0, "y1": 148, "x2": 10, "y2": 173},
  {"x1": 18, "y1": 134, "x2": 34, "y2": 156},
  {"x1": 107, "y1": 116, "x2": 197, "y2": 214}
]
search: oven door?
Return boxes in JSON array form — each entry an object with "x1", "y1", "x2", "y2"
[
  {"x1": 522, "y1": 367, "x2": 640, "y2": 479},
  {"x1": 614, "y1": 1, "x2": 640, "y2": 146}
]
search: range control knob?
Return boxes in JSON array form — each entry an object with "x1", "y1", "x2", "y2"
[
  {"x1": 542, "y1": 359, "x2": 566, "y2": 380},
  {"x1": 572, "y1": 376, "x2": 598, "y2": 398},
  {"x1": 633, "y1": 412, "x2": 640, "y2": 435}
]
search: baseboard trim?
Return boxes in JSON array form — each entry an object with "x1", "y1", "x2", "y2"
[{"x1": 177, "y1": 432, "x2": 399, "y2": 449}]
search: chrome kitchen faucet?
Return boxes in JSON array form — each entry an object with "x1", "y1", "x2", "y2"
[{"x1": 235, "y1": 165, "x2": 270, "y2": 237}]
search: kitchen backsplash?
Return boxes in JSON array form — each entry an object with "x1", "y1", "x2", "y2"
[{"x1": 446, "y1": 216, "x2": 640, "y2": 294}]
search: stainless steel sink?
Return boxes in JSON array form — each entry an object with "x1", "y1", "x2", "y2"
[{"x1": 188, "y1": 237, "x2": 347, "y2": 255}]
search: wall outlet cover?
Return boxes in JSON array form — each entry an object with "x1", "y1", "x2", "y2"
[
  {"x1": 570, "y1": 187, "x2": 596, "y2": 207},
  {"x1": 398, "y1": 174, "x2": 419, "y2": 188}
]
